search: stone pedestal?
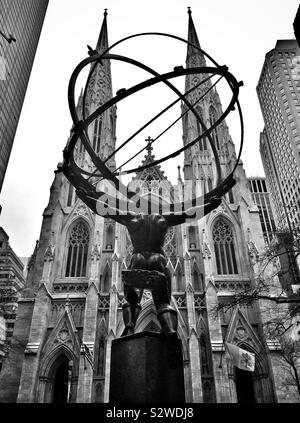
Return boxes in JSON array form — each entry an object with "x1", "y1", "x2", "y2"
[{"x1": 109, "y1": 331, "x2": 185, "y2": 403}]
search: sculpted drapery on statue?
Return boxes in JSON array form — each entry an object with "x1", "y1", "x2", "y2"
[{"x1": 60, "y1": 15, "x2": 243, "y2": 366}]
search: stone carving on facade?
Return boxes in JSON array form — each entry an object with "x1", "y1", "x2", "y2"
[
  {"x1": 219, "y1": 202, "x2": 227, "y2": 214},
  {"x1": 232, "y1": 320, "x2": 253, "y2": 347},
  {"x1": 202, "y1": 241, "x2": 211, "y2": 259},
  {"x1": 194, "y1": 294, "x2": 205, "y2": 309},
  {"x1": 214, "y1": 280, "x2": 251, "y2": 291},
  {"x1": 247, "y1": 240, "x2": 259, "y2": 262},
  {"x1": 74, "y1": 202, "x2": 89, "y2": 218},
  {"x1": 44, "y1": 243, "x2": 55, "y2": 262},
  {"x1": 50, "y1": 301, "x2": 85, "y2": 327},
  {"x1": 185, "y1": 282, "x2": 194, "y2": 294},
  {"x1": 98, "y1": 295, "x2": 110, "y2": 310},
  {"x1": 201, "y1": 229, "x2": 212, "y2": 259},
  {"x1": 91, "y1": 244, "x2": 101, "y2": 261},
  {"x1": 173, "y1": 294, "x2": 187, "y2": 308},
  {"x1": 54, "y1": 322, "x2": 73, "y2": 347},
  {"x1": 53, "y1": 282, "x2": 88, "y2": 293},
  {"x1": 117, "y1": 295, "x2": 127, "y2": 309}
]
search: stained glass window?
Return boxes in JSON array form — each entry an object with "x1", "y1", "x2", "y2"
[
  {"x1": 65, "y1": 221, "x2": 90, "y2": 277},
  {"x1": 93, "y1": 117, "x2": 102, "y2": 153},
  {"x1": 212, "y1": 219, "x2": 238, "y2": 275}
]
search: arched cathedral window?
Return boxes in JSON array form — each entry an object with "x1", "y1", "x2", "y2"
[
  {"x1": 227, "y1": 188, "x2": 234, "y2": 204},
  {"x1": 212, "y1": 219, "x2": 238, "y2": 275},
  {"x1": 209, "y1": 106, "x2": 220, "y2": 150},
  {"x1": 102, "y1": 263, "x2": 112, "y2": 292},
  {"x1": 65, "y1": 221, "x2": 90, "y2": 277},
  {"x1": 163, "y1": 227, "x2": 177, "y2": 266},
  {"x1": 192, "y1": 265, "x2": 203, "y2": 291},
  {"x1": 67, "y1": 183, "x2": 74, "y2": 207},
  {"x1": 93, "y1": 117, "x2": 102, "y2": 153},
  {"x1": 196, "y1": 107, "x2": 207, "y2": 151},
  {"x1": 174, "y1": 264, "x2": 184, "y2": 292}
]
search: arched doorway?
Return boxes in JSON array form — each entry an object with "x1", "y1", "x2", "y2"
[
  {"x1": 235, "y1": 368, "x2": 256, "y2": 403},
  {"x1": 52, "y1": 357, "x2": 69, "y2": 403}
]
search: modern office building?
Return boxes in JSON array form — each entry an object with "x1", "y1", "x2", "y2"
[
  {"x1": 0, "y1": 0, "x2": 49, "y2": 193},
  {"x1": 248, "y1": 177, "x2": 276, "y2": 245},
  {"x1": 294, "y1": 4, "x2": 300, "y2": 47},
  {"x1": 257, "y1": 40, "x2": 300, "y2": 230},
  {"x1": 0, "y1": 10, "x2": 296, "y2": 404}
]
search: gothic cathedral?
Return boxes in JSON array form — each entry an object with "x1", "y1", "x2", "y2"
[{"x1": 0, "y1": 10, "x2": 287, "y2": 403}]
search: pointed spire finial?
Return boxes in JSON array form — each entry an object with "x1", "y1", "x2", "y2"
[
  {"x1": 65, "y1": 294, "x2": 70, "y2": 310},
  {"x1": 104, "y1": 8, "x2": 108, "y2": 17},
  {"x1": 187, "y1": 7, "x2": 192, "y2": 15},
  {"x1": 145, "y1": 136, "x2": 153, "y2": 154},
  {"x1": 177, "y1": 165, "x2": 182, "y2": 181}
]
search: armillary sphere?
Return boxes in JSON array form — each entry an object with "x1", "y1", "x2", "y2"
[{"x1": 60, "y1": 32, "x2": 244, "y2": 215}]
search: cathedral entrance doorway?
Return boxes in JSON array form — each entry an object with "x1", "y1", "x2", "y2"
[
  {"x1": 52, "y1": 358, "x2": 69, "y2": 403},
  {"x1": 235, "y1": 368, "x2": 256, "y2": 403}
]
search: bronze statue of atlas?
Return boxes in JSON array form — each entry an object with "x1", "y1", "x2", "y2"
[{"x1": 60, "y1": 31, "x2": 244, "y2": 366}]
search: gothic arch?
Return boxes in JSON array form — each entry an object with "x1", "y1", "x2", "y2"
[
  {"x1": 174, "y1": 260, "x2": 184, "y2": 292},
  {"x1": 63, "y1": 218, "x2": 91, "y2": 278},
  {"x1": 101, "y1": 261, "x2": 112, "y2": 293},
  {"x1": 225, "y1": 308, "x2": 276, "y2": 403},
  {"x1": 103, "y1": 222, "x2": 115, "y2": 251},
  {"x1": 210, "y1": 216, "x2": 240, "y2": 276},
  {"x1": 191, "y1": 261, "x2": 203, "y2": 292},
  {"x1": 209, "y1": 105, "x2": 220, "y2": 150},
  {"x1": 37, "y1": 344, "x2": 79, "y2": 403},
  {"x1": 195, "y1": 106, "x2": 207, "y2": 151},
  {"x1": 226, "y1": 340, "x2": 271, "y2": 403}
]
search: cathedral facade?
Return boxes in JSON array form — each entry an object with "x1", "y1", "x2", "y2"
[{"x1": 0, "y1": 10, "x2": 294, "y2": 403}]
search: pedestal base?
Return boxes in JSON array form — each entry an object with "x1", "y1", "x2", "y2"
[{"x1": 109, "y1": 331, "x2": 185, "y2": 403}]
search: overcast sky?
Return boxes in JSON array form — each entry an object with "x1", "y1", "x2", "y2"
[{"x1": 0, "y1": 0, "x2": 299, "y2": 257}]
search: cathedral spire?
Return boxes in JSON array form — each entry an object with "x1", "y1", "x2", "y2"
[
  {"x1": 83, "y1": 7, "x2": 116, "y2": 169},
  {"x1": 186, "y1": 7, "x2": 206, "y2": 67},
  {"x1": 96, "y1": 9, "x2": 109, "y2": 54}
]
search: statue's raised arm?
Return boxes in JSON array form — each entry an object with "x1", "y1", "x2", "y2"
[{"x1": 164, "y1": 195, "x2": 222, "y2": 227}]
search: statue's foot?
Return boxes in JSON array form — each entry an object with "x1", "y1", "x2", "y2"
[
  {"x1": 121, "y1": 325, "x2": 135, "y2": 337},
  {"x1": 166, "y1": 332, "x2": 183, "y2": 369}
]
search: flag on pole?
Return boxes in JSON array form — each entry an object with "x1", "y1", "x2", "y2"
[
  {"x1": 225, "y1": 342, "x2": 255, "y2": 372},
  {"x1": 82, "y1": 344, "x2": 94, "y2": 371}
]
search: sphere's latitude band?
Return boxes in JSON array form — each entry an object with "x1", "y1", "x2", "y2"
[{"x1": 60, "y1": 32, "x2": 244, "y2": 215}]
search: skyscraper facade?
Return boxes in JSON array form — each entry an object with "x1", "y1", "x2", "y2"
[
  {"x1": 294, "y1": 5, "x2": 300, "y2": 47},
  {"x1": 0, "y1": 0, "x2": 49, "y2": 193},
  {"x1": 0, "y1": 227, "x2": 25, "y2": 371},
  {"x1": 248, "y1": 177, "x2": 276, "y2": 244},
  {"x1": 0, "y1": 10, "x2": 295, "y2": 404},
  {"x1": 257, "y1": 40, "x2": 300, "y2": 229}
]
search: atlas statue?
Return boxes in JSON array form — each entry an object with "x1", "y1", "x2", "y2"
[{"x1": 60, "y1": 28, "x2": 243, "y2": 366}]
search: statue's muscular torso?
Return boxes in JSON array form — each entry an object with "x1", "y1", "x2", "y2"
[{"x1": 126, "y1": 214, "x2": 169, "y2": 256}]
